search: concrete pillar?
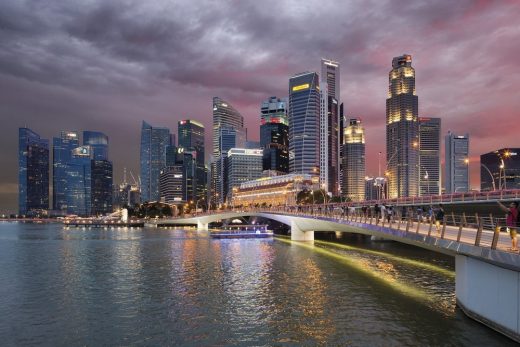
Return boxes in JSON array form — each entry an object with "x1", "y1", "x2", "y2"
[
  {"x1": 456, "y1": 255, "x2": 520, "y2": 342},
  {"x1": 197, "y1": 220, "x2": 208, "y2": 231},
  {"x1": 290, "y1": 220, "x2": 314, "y2": 241}
]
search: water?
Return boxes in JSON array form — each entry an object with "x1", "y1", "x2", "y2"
[{"x1": 0, "y1": 222, "x2": 515, "y2": 346}]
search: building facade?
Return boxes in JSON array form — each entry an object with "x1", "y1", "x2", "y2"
[
  {"x1": 66, "y1": 146, "x2": 92, "y2": 216},
  {"x1": 53, "y1": 131, "x2": 79, "y2": 212},
  {"x1": 386, "y1": 54, "x2": 419, "y2": 198},
  {"x1": 140, "y1": 121, "x2": 171, "y2": 202},
  {"x1": 320, "y1": 59, "x2": 340, "y2": 195},
  {"x1": 288, "y1": 72, "x2": 321, "y2": 176},
  {"x1": 226, "y1": 148, "x2": 263, "y2": 204},
  {"x1": 260, "y1": 97, "x2": 289, "y2": 174},
  {"x1": 445, "y1": 131, "x2": 469, "y2": 193},
  {"x1": 481, "y1": 148, "x2": 520, "y2": 191},
  {"x1": 178, "y1": 119, "x2": 206, "y2": 201},
  {"x1": 91, "y1": 160, "x2": 113, "y2": 215},
  {"x1": 159, "y1": 165, "x2": 184, "y2": 204},
  {"x1": 418, "y1": 117, "x2": 441, "y2": 196},
  {"x1": 342, "y1": 118, "x2": 365, "y2": 201},
  {"x1": 83, "y1": 131, "x2": 109, "y2": 160},
  {"x1": 19, "y1": 128, "x2": 49, "y2": 216},
  {"x1": 215, "y1": 126, "x2": 246, "y2": 204},
  {"x1": 234, "y1": 173, "x2": 319, "y2": 207}
]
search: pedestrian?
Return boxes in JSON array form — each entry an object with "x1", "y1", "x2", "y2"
[
  {"x1": 428, "y1": 205, "x2": 434, "y2": 223},
  {"x1": 387, "y1": 206, "x2": 393, "y2": 223},
  {"x1": 381, "y1": 204, "x2": 387, "y2": 222},
  {"x1": 497, "y1": 201, "x2": 519, "y2": 251},
  {"x1": 374, "y1": 204, "x2": 381, "y2": 222},
  {"x1": 435, "y1": 204, "x2": 445, "y2": 233},
  {"x1": 416, "y1": 206, "x2": 423, "y2": 223}
]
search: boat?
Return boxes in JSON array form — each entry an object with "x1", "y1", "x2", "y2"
[{"x1": 210, "y1": 224, "x2": 273, "y2": 239}]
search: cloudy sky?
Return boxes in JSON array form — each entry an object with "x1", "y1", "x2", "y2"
[{"x1": 1, "y1": 0, "x2": 519, "y2": 213}]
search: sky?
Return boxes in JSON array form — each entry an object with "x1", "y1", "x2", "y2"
[{"x1": 1, "y1": 0, "x2": 519, "y2": 213}]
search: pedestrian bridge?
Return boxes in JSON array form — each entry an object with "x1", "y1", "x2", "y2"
[{"x1": 155, "y1": 209, "x2": 520, "y2": 342}]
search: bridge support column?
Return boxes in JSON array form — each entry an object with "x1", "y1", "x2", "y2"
[
  {"x1": 197, "y1": 220, "x2": 208, "y2": 231},
  {"x1": 290, "y1": 221, "x2": 314, "y2": 241},
  {"x1": 456, "y1": 255, "x2": 520, "y2": 342}
]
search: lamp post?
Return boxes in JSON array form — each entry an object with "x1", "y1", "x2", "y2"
[{"x1": 481, "y1": 163, "x2": 496, "y2": 191}]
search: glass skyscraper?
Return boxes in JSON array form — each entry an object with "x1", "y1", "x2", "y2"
[
  {"x1": 178, "y1": 120, "x2": 206, "y2": 201},
  {"x1": 386, "y1": 54, "x2": 419, "y2": 198},
  {"x1": 320, "y1": 59, "x2": 340, "y2": 195},
  {"x1": 66, "y1": 146, "x2": 92, "y2": 216},
  {"x1": 19, "y1": 128, "x2": 49, "y2": 216},
  {"x1": 419, "y1": 117, "x2": 441, "y2": 196},
  {"x1": 445, "y1": 132, "x2": 469, "y2": 193},
  {"x1": 140, "y1": 121, "x2": 171, "y2": 202},
  {"x1": 83, "y1": 131, "x2": 109, "y2": 160},
  {"x1": 289, "y1": 72, "x2": 320, "y2": 176},
  {"x1": 91, "y1": 160, "x2": 113, "y2": 215},
  {"x1": 260, "y1": 96, "x2": 289, "y2": 174},
  {"x1": 53, "y1": 131, "x2": 79, "y2": 212},
  {"x1": 342, "y1": 118, "x2": 365, "y2": 201}
]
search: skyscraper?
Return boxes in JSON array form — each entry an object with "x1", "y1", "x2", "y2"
[
  {"x1": 227, "y1": 148, "x2": 263, "y2": 203},
  {"x1": 418, "y1": 118, "x2": 441, "y2": 196},
  {"x1": 481, "y1": 149, "x2": 520, "y2": 191},
  {"x1": 386, "y1": 54, "x2": 419, "y2": 198},
  {"x1": 159, "y1": 165, "x2": 184, "y2": 204},
  {"x1": 211, "y1": 97, "x2": 245, "y2": 205},
  {"x1": 289, "y1": 72, "x2": 320, "y2": 176},
  {"x1": 178, "y1": 120, "x2": 206, "y2": 201},
  {"x1": 320, "y1": 59, "x2": 340, "y2": 195},
  {"x1": 19, "y1": 128, "x2": 49, "y2": 216},
  {"x1": 215, "y1": 126, "x2": 246, "y2": 204},
  {"x1": 91, "y1": 160, "x2": 113, "y2": 215},
  {"x1": 445, "y1": 131, "x2": 469, "y2": 193},
  {"x1": 66, "y1": 145, "x2": 92, "y2": 216},
  {"x1": 342, "y1": 119, "x2": 365, "y2": 201},
  {"x1": 53, "y1": 131, "x2": 79, "y2": 212},
  {"x1": 140, "y1": 121, "x2": 171, "y2": 202},
  {"x1": 83, "y1": 131, "x2": 109, "y2": 160},
  {"x1": 260, "y1": 96, "x2": 289, "y2": 174}
]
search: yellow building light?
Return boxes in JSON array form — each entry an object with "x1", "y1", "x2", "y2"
[{"x1": 292, "y1": 83, "x2": 310, "y2": 92}]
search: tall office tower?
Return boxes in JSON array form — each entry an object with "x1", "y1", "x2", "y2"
[
  {"x1": 91, "y1": 160, "x2": 113, "y2": 215},
  {"x1": 178, "y1": 120, "x2": 206, "y2": 200},
  {"x1": 53, "y1": 131, "x2": 79, "y2": 212},
  {"x1": 66, "y1": 146, "x2": 92, "y2": 216},
  {"x1": 260, "y1": 96, "x2": 289, "y2": 174},
  {"x1": 140, "y1": 121, "x2": 171, "y2": 202},
  {"x1": 19, "y1": 128, "x2": 49, "y2": 216},
  {"x1": 418, "y1": 118, "x2": 441, "y2": 196},
  {"x1": 159, "y1": 166, "x2": 184, "y2": 204},
  {"x1": 289, "y1": 72, "x2": 321, "y2": 176},
  {"x1": 386, "y1": 54, "x2": 419, "y2": 198},
  {"x1": 480, "y1": 148, "x2": 520, "y2": 191},
  {"x1": 445, "y1": 131, "x2": 470, "y2": 193},
  {"x1": 227, "y1": 148, "x2": 263, "y2": 203},
  {"x1": 211, "y1": 97, "x2": 244, "y2": 205},
  {"x1": 83, "y1": 131, "x2": 109, "y2": 160},
  {"x1": 319, "y1": 85, "x2": 329, "y2": 191},
  {"x1": 321, "y1": 59, "x2": 340, "y2": 195},
  {"x1": 342, "y1": 119, "x2": 365, "y2": 201},
  {"x1": 339, "y1": 103, "x2": 346, "y2": 194},
  {"x1": 215, "y1": 126, "x2": 246, "y2": 204}
]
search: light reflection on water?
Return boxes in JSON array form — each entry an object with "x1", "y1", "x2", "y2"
[{"x1": 0, "y1": 223, "x2": 516, "y2": 346}]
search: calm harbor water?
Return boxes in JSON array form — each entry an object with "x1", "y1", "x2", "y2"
[{"x1": 0, "y1": 222, "x2": 515, "y2": 346}]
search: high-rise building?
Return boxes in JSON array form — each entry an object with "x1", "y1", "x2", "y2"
[
  {"x1": 227, "y1": 148, "x2": 263, "y2": 203},
  {"x1": 342, "y1": 118, "x2": 365, "y2": 201},
  {"x1": 419, "y1": 118, "x2": 441, "y2": 196},
  {"x1": 140, "y1": 121, "x2": 171, "y2": 202},
  {"x1": 91, "y1": 160, "x2": 113, "y2": 215},
  {"x1": 289, "y1": 72, "x2": 320, "y2": 176},
  {"x1": 260, "y1": 96, "x2": 289, "y2": 174},
  {"x1": 178, "y1": 120, "x2": 206, "y2": 201},
  {"x1": 66, "y1": 146, "x2": 92, "y2": 216},
  {"x1": 215, "y1": 126, "x2": 246, "y2": 204},
  {"x1": 339, "y1": 103, "x2": 346, "y2": 194},
  {"x1": 211, "y1": 97, "x2": 244, "y2": 205},
  {"x1": 480, "y1": 148, "x2": 520, "y2": 191},
  {"x1": 52, "y1": 131, "x2": 79, "y2": 212},
  {"x1": 445, "y1": 132, "x2": 470, "y2": 193},
  {"x1": 159, "y1": 165, "x2": 184, "y2": 204},
  {"x1": 386, "y1": 54, "x2": 419, "y2": 198},
  {"x1": 83, "y1": 131, "x2": 109, "y2": 160},
  {"x1": 320, "y1": 59, "x2": 340, "y2": 195},
  {"x1": 19, "y1": 128, "x2": 49, "y2": 216}
]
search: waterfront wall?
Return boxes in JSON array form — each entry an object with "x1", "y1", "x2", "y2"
[{"x1": 456, "y1": 255, "x2": 520, "y2": 342}]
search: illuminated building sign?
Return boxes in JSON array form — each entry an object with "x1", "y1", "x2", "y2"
[{"x1": 292, "y1": 83, "x2": 310, "y2": 92}]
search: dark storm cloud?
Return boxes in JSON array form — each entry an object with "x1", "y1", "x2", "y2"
[{"x1": 1, "y1": 0, "x2": 520, "y2": 212}]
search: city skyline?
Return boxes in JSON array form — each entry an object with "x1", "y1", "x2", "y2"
[{"x1": 2, "y1": 1, "x2": 520, "y2": 212}]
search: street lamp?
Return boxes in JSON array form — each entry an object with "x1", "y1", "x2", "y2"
[{"x1": 481, "y1": 163, "x2": 496, "y2": 191}]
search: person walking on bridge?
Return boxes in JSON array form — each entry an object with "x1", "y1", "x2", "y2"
[
  {"x1": 497, "y1": 201, "x2": 519, "y2": 251},
  {"x1": 435, "y1": 204, "x2": 445, "y2": 234}
]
